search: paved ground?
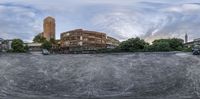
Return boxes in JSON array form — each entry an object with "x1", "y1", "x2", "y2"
[{"x1": 0, "y1": 52, "x2": 200, "y2": 99}]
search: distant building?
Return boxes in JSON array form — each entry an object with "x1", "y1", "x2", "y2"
[
  {"x1": 43, "y1": 16, "x2": 56, "y2": 41},
  {"x1": 184, "y1": 38, "x2": 200, "y2": 47},
  {"x1": 1, "y1": 39, "x2": 14, "y2": 52},
  {"x1": 60, "y1": 29, "x2": 120, "y2": 53},
  {"x1": 106, "y1": 36, "x2": 120, "y2": 49},
  {"x1": 26, "y1": 43, "x2": 42, "y2": 52}
]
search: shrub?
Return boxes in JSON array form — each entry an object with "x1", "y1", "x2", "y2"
[
  {"x1": 11, "y1": 39, "x2": 26, "y2": 53},
  {"x1": 42, "y1": 41, "x2": 52, "y2": 50},
  {"x1": 119, "y1": 37, "x2": 149, "y2": 52}
]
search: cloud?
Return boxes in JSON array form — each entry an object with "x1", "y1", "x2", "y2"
[
  {"x1": 0, "y1": 1, "x2": 200, "y2": 42},
  {"x1": 0, "y1": 3, "x2": 42, "y2": 41},
  {"x1": 164, "y1": 3, "x2": 200, "y2": 13},
  {"x1": 91, "y1": 11, "x2": 149, "y2": 41},
  {"x1": 90, "y1": 2, "x2": 200, "y2": 42}
]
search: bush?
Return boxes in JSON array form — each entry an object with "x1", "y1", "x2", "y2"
[
  {"x1": 119, "y1": 37, "x2": 149, "y2": 52},
  {"x1": 182, "y1": 47, "x2": 192, "y2": 52},
  {"x1": 11, "y1": 39, "x2": 26, "y2": 53},
  {"x1": 152, "y1": 38, "x2": 184, "y2": 51},
  {"x1": 151, "y1": 42, "x2": 171, "y2": 51},
  {"x1": 116, "y1": 37, "x2": 184, "y2": 52},
  {"x1": 33, "y1": 33, "x2": 47, "y2": 43},
  {"x1": 42, "y1": 41, "x2": 52, "y2": 50},
  {"x1": 95, "y1": 37, "x2": 185, "y2": 53},
  {"x1": 169, "y1": 38, "x2": 184, "y2": 51}
]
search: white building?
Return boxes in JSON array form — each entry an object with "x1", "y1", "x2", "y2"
[
  {"x1": 26, "y1": 43, "x2": 42, "y2": 51},
  {"x1": 184, "y1": 38, "x2": 200, "y2": 47}
]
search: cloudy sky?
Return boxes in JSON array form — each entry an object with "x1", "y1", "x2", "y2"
[{"x1": 0, "y1": 0, "x2": 200, "y2": 42}]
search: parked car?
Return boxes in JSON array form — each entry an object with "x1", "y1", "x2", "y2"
[
  {"x1": 192, "y1": 45, "x2": 200, "y2": 55},
  {"x1": 42, "y1": 49, "x2": 50, "y2": 55}
]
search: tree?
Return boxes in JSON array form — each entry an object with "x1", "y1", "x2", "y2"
[
  {"x1": 42, "y1": 41, "x2": 52, "y2": 50},
  {"x1": 152, "y1": 38, "x2": 184, "y2": 51},
  {"x1": 119, "y1": 37, "x2": 149, "y2": 52},
  {"x1": 169, "y1": 38, "x2": 184, "y2": 51},
  {"x1": 117, "y1": 37, "x2": 184, "y2": 52},
  {"x1": 151, "y1": 41, "x2": 171, "y2": 51},
  {"x1": 33, "y1": 33, "x2": 47, "y2": 43},
  {"x1": 11, "y1": 39, "x2": 25, "y2": 52}
]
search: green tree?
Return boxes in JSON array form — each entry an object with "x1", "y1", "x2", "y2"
[
  {"x1": 42, "y1": 41, "x2": 52, "y2": 50},
  {"x1": 169, "y1": 38, "x2": 184, "y2": 51},
  {"x1": 151, "y1": 41, "x2": 171, "y2": 51},
  {"x1": 119, "y1": 37, "x2": 149, "y2": 52},
  {"x1": 152, "y1": 38, "x2": 184, "y2": 51},
  {"x1": 33, "y1": 33, "x2": 47, "y2": 43},
  {"x1": 11, "y1": 39, "x2": 25, "y2": 52}
]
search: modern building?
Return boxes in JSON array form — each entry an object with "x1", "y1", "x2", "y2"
[
  {"x1": 60, "y1": 29, "x2": 120, "y2": 53},
  {"x1": 43, "y1": 16, "x2": 56, "y2": 41}
]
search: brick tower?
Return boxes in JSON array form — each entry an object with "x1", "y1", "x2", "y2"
[{"x1": 43, "y1": 16, "x2": 55, "y2": 41}]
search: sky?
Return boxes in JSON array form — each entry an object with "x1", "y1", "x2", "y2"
[{"x1": 0, "y1": 0, "x2": 200, "y2": 42}]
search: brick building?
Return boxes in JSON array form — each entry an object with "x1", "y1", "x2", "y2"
[
  {"x1": 60, "y1": 29, "x2": 120, "y2": 53},
  {"x1": 43, "y1": 16, "x2": 56, "y2": 41}
]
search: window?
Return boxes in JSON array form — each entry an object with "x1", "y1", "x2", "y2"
[
  {"x1": 78, "y1": 41, "x2": 83, "y2": 46},
  {"x1": 80, "y1": 36, "x2": 83, "y2": 40}
]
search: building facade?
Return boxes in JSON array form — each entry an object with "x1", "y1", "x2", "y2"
[
  {"x1": 0, "y1": 39, "x2": 14, "y2": 52},
  {"x1": 61, "y1": 29, "x2": 107, "y2": 52},
  {"x1": 60, "y1": 29, "x2": 119, "y2": 53},
  {"x1": 106, "y1": 36, "x2": 120, "y2": 49},
  {"x1": 43, "y1": 16, "x2": 56, "y2": 41},
  {"x1": 26, "y1": 43, "x2": 42, "y2": 52},
  {"x1": 184, "y1": 38, "x2": 200, "y2": 47}
]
